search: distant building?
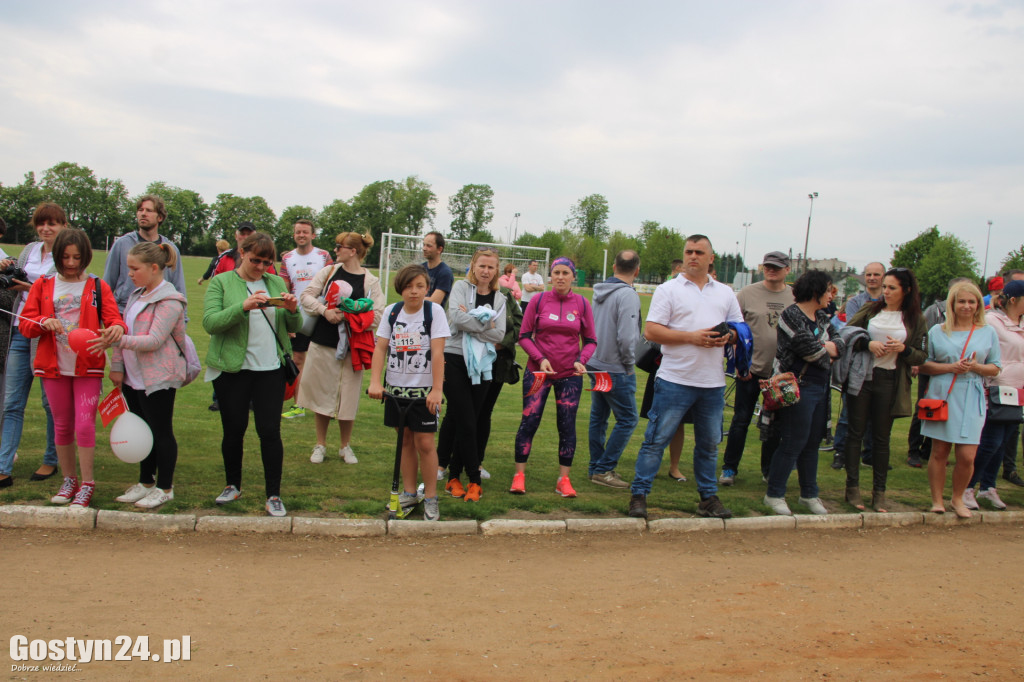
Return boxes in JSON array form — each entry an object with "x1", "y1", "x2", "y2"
[{"x1": 806, "y1": 258, "x2": 848, "y2": 272}]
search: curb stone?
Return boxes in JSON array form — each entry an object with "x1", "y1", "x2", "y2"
[
  {"x1": 292, "y1": 517, "x2": 386, "y2": 537},
  {"x1": 96, "y1": 510, "x2": 196, "y2": 532},
  {"x1": 480, "y1": 519, "x2": 566, "y2": 536},
  {"x1": 0, "y1": 505, "x2": 96, "y2": 530},
  {"x1": 862, "y1": 511, "x2": 924, "y2": 528},
  {"x1": 566, "y1": 518, "x2": 646, "y2": 533},
  {"x1": 725, "y1": 516, "x2": 796, "y2": 531},
  {"x1": 387, "y1": 520, "x2": 478, "y2": 537},
  {"x1": 923, "y1": 511, "x2": 982, "y2": 526},
  {"x1": 981, "y1": 510, "x2": 1024, "y2": 524},
  {"x1": 195, "y1": 515, "x2": 292, "y2": 533},
  {"x1": 794, "y1": 513, "x2": 863, "y2": 529},
  {"x1": 648, "y1": 517, "x2": 724, "y2": 533}
]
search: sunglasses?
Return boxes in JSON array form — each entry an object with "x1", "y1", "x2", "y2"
[
  {"x1": 247, "y1": 256, "x2": 274, "y2": 268},
  {"x1": 887, "y1": 267, "x2": 910, "y2": 275}
]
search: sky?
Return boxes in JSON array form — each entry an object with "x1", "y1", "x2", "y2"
[{"x1": 2, "y1": 0, "x2": 1023, "y2": 273}]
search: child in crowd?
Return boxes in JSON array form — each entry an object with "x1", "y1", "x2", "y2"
[
  {"x1": 108, "y1": 242, "x2": 189, "y2": 509},
  {"x1": 21, "y1": 229, "x2": 125, "y2": 507},
  {"x1": 368, "y1": 264, "x2": 450, "y2": 520}
]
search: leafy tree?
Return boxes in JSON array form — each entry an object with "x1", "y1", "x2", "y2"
[
  {"x1": 564, "y1": 193, "x2": 610, "y2": 241},
  {"x1": 350, "y1": 180, "x2": 400, "y2": 263},
  {"x1": 0, "y1": 172, "x2": 45, "y2": 244},
  {"x1": 394, "y1": 175, "x2": 437, "y2": 236},
  {"x1": 1000, "y1": 246, "x2": 1024, "y2": 274},
  {"x1": 39, "y1": 162, "x2": 133, "y2": 246},
  {"x1": 891, "y1": 226, "x2": 940, "y2": 269},
  {"x1": 844, "y1": 276, "x2": 861, "y2": 298},
  {"x1": 534, "y1": 230, "x2": 565, "y2": 260},
  {"x1": 606, "y1": 230, "x2": 640, "y2": 261},
  {"x1": 209, "y1": 194, "x2": 276, "y2": 255},
  {"x1": 915, "y1": 234, "x2": 978, "y2": 303},
  {"x1": 638, "y1": 219, "x2": 663, "y2": 251},
  {"x1": 641, "y1": 226, "x2": 686, "y2": 280},
  {"x1": 273, "y1": 205, "x2": 317, "y2": 256},
  {"x1": 317, "y1": 199, "x2": 357, "y2": 251},
  {"x1": 467, "y1": 228, "x2": 496, "y2": 244},
  {"x1": 143, "y1": 181, "x2": 210, "y2": 255},
  {"x1": 513, "y1": 232, "x2": 540, "y2": 247},
  {"x1": 447, "y1": 184, "x2": 495, "y2": 239}
]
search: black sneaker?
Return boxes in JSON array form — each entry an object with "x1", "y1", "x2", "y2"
[
  {"x1": 907, "y1": 454, "x2": 923, "y2": 468},
  {"x1": 830, "y1": 453, "x2": 844, "y2": 470},
  {"x1": 697, "y1": 494, "x2": 732, "y2": 519},
  {"x1": 628, "y1": 494, "x2": 648, "y2": 519},
  {"x1": 1003, "y1": 471, "x2": 1024, "y2": 487},
  {"x1": 208, "y1": 401, "x2": 219, "y2": 412}
]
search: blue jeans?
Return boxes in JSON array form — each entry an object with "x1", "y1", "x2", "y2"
[
  {"x1": 0, "y1": 327, "x2": 57, "y2": 475},
  {"x1": 971, "y1": 417, "x2": 1018, "y2": 490},
  {"x1": 587, "y1": 371, "x2": 638, "y2": 475},
  {"x1": 631, "y1": 378, "x2": 724, "y2": 497},
  {"x1": 766, "y1": 379, "x2": 828, "y2": 498}
]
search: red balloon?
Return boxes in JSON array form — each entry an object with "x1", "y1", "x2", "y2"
[{"x1": 67, "y1": 328, "x2": 99, "y2": 354}]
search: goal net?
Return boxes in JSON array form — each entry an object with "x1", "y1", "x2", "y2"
[{"x1": 377, "y1": 232, "x2": 551, "y2": 305}]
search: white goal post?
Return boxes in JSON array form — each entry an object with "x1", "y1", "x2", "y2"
[{"x1": 377, "y1": 232, "x2": 551, "y2": 305}]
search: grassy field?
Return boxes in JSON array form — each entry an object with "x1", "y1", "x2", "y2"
[{"x1": 1, "y1": 244, "x2": 1019, "y2": 519}]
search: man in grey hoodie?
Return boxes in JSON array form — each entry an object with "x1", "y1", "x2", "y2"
[
  {"x1": 103, "y1": 194, "x2": 187, "y2": 313},
  {"x1": 586, "y1": 250, "x2": 642, "y2": 488}
]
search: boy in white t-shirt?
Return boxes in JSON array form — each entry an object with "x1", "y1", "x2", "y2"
[{"x1": 368, "y1": 264, "x2": 451, "y2": 520}]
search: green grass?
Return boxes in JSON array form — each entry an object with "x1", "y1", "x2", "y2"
[{"x1": 2, "y1": 245, "x2": 1019, "y2": 519}]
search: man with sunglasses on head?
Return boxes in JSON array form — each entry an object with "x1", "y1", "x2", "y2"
[
  {"x1": 104, "y1": 194, "x2": 187, "y2": 313},
  {"x1": 421, "y1": 231, "x2": 453, "y2": 309}
]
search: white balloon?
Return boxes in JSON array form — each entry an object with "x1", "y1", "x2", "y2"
[{"x1": 110, "y1": 412, "x2": 153, "y2": 464}]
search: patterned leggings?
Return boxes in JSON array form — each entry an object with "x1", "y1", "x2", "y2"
[{"x1": 514, "y1": 372, "x2": 583, "y2": 467}]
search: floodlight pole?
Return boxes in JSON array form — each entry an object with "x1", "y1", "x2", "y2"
[
  {"x1": 742, "y1": 222, "x2": 751, "y2": 276},
  {"x1": 802, "y1": 192, "x2": 818, "y2": 273},
  {"x1": 982, "y1": 220, "x2": 993, "y2": 278}
]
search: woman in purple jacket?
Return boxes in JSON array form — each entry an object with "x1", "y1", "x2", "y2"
[{"x1": 510, "y1": 257, "x2": 597, "y2": 497}]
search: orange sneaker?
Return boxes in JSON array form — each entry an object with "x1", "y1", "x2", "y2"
[
  {"x1": 509, "y1": 471, "x2": 526, "y2": 494},
  {"x1": 555, "y1": 475, "x2": 577, "y2": 498},
  {"x1": 464, "y1": 483, "x2": 482, "y2": 502},
  {"x1": 445, "y1": 478, "x2": 465, "y2": 498}
]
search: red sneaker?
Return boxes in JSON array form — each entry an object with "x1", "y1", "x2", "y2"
[
  {"x1": 509, "y1": 471, "x2": 526, "y2": 494},
  {"x1": 555, "y1": 476, "x2": 577, "y2": 498},
  {"x1": 70, "y1": 482, "x2": 95, "y2": 507},
  {"x1": 445, "y1": 478, "x2": 465, "y2": 498},
  {"x1": 51, "y1": 476, "x2": 79, "y2": 505},
  {"x1": 464, "y1": 483, "x2": 482, "y2": 502}
]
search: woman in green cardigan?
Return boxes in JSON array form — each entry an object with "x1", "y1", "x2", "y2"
[
  {"x1": 844, "y1": 267, "x2": 928, "y2": 512},
  {"x1": 203, "y1": 232, "x2": 301, "y2": 517}
]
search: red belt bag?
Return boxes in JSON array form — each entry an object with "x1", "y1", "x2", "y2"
[{"x1": 916, "y1": 326, "x2": 974, "y2": 423}]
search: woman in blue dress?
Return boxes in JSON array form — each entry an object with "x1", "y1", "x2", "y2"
[{"x1": 919, "y1": 281, "x2": 1001, "y2": 518}]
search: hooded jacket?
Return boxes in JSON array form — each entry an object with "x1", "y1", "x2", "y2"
[
  {"x1": 587, "y1": 276, "x2": 641, "y2": 374},
  {"x1": 103, "y1": 231, "x2": 187, "y2": 311},
  {"x1": 111, "y1": 281, "x2": 189, "y2": 394}
]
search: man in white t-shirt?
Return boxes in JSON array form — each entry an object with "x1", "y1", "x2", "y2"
[
  {"x1": 628, "y1": 234, "x2": 743, "y2": 520},
  {"x1": 280, "y1": 219, "x2": 333, "y2": 419},
  {"x1": 521, "y1": 260, "x2": 545, "y2": 304}
]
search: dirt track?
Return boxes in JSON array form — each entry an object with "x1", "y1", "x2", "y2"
[{"x1": 4, "y1": 524, "x2": 1024, "y2": 680}]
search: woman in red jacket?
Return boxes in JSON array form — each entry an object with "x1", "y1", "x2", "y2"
[{"x1": 21, "y1": 229, "x2": 125, "y2": 507}]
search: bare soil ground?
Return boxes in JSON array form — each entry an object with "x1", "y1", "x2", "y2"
[{"x1": 4, "y1": 524, "x2": 1024, "y2": 681}]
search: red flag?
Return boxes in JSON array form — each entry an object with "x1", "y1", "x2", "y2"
[
  {"x1": 525, "y1": 371, "x2": 549, "y2": 397},
  {"x1": 99, "y1": 386, "x2": 128, "y2": 427},
  {"x1": 586, "y1": 371, "x2": 613, "y2": 393}
]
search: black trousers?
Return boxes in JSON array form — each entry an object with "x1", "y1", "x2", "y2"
[
  {"x1": 122, "y1": 385, "x2": 178, "y2": 490},
  {"x1": 438, "y1": 353, "x2": 493, "y2": 485},
  {"x1": 213, "y1": 368, "x2": 285, "y2": 497}
]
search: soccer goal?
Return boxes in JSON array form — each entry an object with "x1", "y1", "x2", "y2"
[{"x1": 377, "y1": 232, "x2": 550, "y2": 305}]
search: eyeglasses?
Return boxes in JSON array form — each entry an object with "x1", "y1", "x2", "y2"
[
  {"x1": 247, "y1": 256, "x2": 274, "y2": 268},
  {"x1": 335, "y1": 244, "x2": 353, "y2": 251}
]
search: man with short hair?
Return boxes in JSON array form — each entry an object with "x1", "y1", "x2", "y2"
[
  {"x1": 421, "y1": 231, "x2": 453, "y2": 308},
  {"x1": 521, "y1": 259, "x2": 545, "y2": 304},
  {"x1": 719, "y1": 251, "x2": 794, "y2": 485},
  {"x1": 587, "y1": 250, "x2": 642, "y2": 488},
  {"x1": 104, "y1": 194, "x2": 187, "y2": 313},
  {"x1": 280, "y1": 219, "x2": 333, "y2": 419},
  {"x1": 832, "y1": 261, "x2": 885, "y2": 468},
  {"x1": 628, "y1": 235, "x2": 742, "y2": 520}
]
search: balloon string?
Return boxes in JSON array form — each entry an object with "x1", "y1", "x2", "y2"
[{"x1": 0, "y1": 307, "x2": 43, "y2": 326}]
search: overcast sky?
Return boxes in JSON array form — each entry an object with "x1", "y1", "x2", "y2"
[{"x1": 2, "y1": 0, "x2": 1022, "y2": 272}]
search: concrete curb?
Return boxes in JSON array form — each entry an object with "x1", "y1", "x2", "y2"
[
  {"x1": 195, "y1": 515, "x2": 292, "y2": 533},
  {"x1": 648, "y1": 517, "x2": 724, "y2": 533},
  {"x1": 292, "y1": 517, "x2": 386, "y2": 537},
  {"x1": 980, "y1": 510, "x2": 1024, "y2": 524},
  {"x1": 794, "y1": 513, "x2": 863, "y2": 529},
  {"x1": 387, "y1": 520, "x2": 479, "y2": 537},
  {"x1": 0, "y1": 505, "x2": 96, "y2": 530},
  {"x1": 862, "y1": 511, "x2": 924, "y2": 528},
  {"x1": 566, "y1": 518, "x2": 646, "y2": 533},
  {"x1": 96, "y1": 510, "x2": 196, "y2": 532},
  {"x1": 725, "y1": 516, "x2": 796, "y2": 531},
  {"x1": 480, "y1": 519, "x2": 566, "y2": 536},
  {"x1": 923, "y1": 511, "x2": 982, "y2": 526}
]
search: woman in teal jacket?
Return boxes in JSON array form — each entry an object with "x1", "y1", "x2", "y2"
[{"x1": 203, "y1": 232, "x2": 301, "y2": 517}]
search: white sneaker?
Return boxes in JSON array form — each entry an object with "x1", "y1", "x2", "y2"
[
  {"x1": 978, "y1": 487, "x2": 1007, "y2": 510},
  {"x1": 436, "y1": 467, "x2": 446, "y2": 481},
  {"x1": 215, "y1": 485, "x2": 241, "y2": 505},
  {"x1": 266, "y1": 496, "x2": 287, "y2": 517},
  {"x1": 479, "y1": 467, "x2": 491, "y2": 480},
  {"x1": 799, "y1": 497, "x2": 828, "y2": 515},
  {"x1": 116, "y1": 483, "x2": 153, "y2": 503},
  {"x1": 135, "y1": 488, "x2": 174, "y2": 509},
  {"x1": 310, "y1": 444, "x2": 327, "y2": 464},
  {"x1": 763, "y1": 495, "x2": 792, "y2": 516},
  {"x1": 340, "y1": 445, "x2": 358, "y2": 464},
  {"x1": 963, "y1": 487, "x2": 980, "y2": 510}
]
